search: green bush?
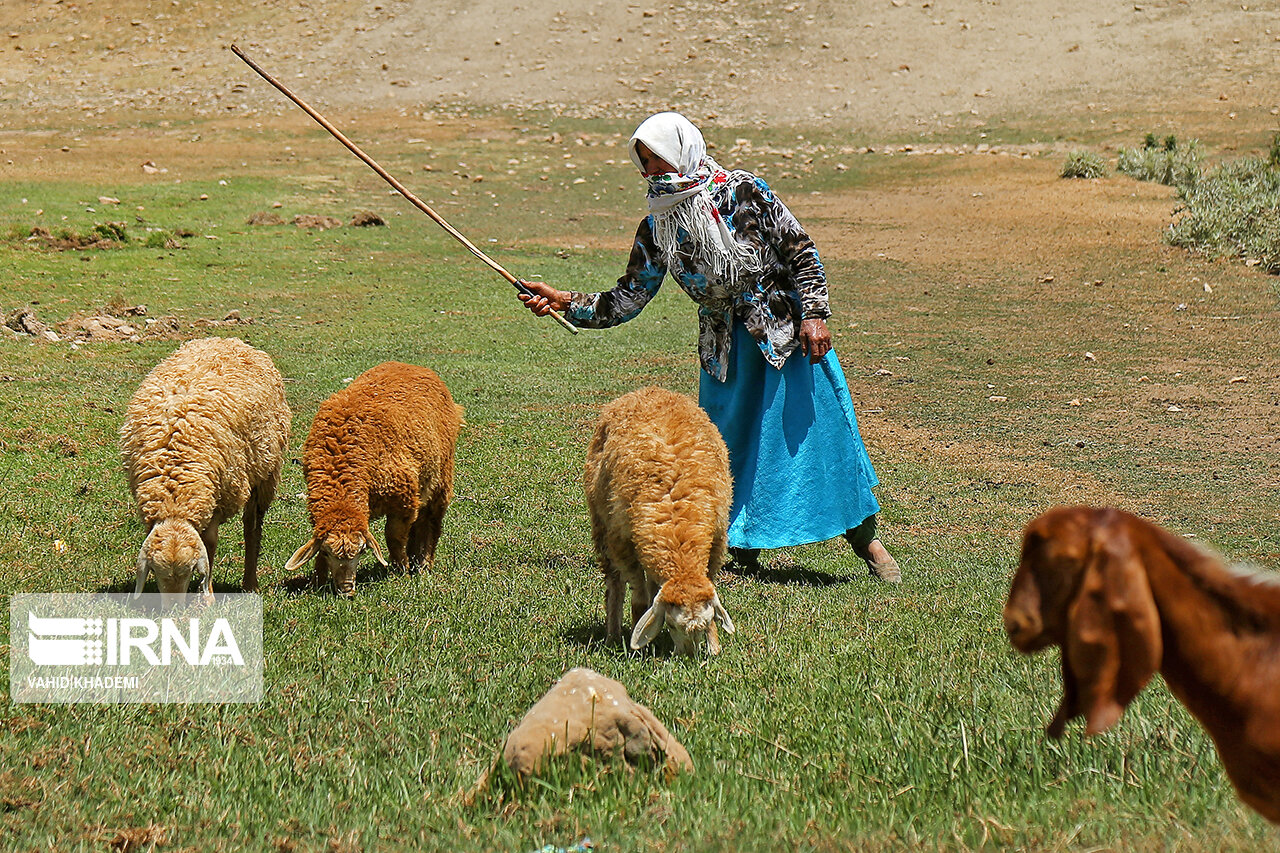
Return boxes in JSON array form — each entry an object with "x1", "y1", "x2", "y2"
[
  {"x1": 1117, "y1": 134, "x2": 1203, "y2": 187},
  {"x1": 1167, "y1": 156, "x2": 1280, "y2": 273},
  {"x1": 90, "y1": 221, "x2": 128, "y2": 242},
  {"x1": 1060, "y1": 150, "x2": 1108, "y2": 179}
]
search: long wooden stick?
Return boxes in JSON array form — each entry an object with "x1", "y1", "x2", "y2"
[{"x1": 230, "y1": 44, "x2": 577, "y2": 335}]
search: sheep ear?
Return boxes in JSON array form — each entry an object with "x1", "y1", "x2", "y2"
[
  {"x1": 711, "y1": 593, "x2": 735, "y2": 635},
  {"x1": 630, "y1": 599, "x2": 667, "y2": 650},
  {"x1": 133, "y1": 536, "x2": 152, "y2": 599},
  {"x1": 1060, "y1": 523, "x2": 1162, "y2": 736},
  {"x1": 197, "y1": 537, "x2": 213, "y2": 603},
  {"x1": 364, "y1": 529, "x2": 389, "y2": 567},
  {"x1": 283, "y1": 538, "x2": 319, "y2": 572}
]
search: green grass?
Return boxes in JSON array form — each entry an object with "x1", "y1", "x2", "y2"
[
  {"x1": 1167, "y1": 155, "x2": 1280, "y2": 273},
  {"x1": 1117, "y1": 134, "x2": 1203, "y2": 188},
  {"x1": 1059, "y1": 151, "x2": 1108, "y2": 180},
  {"x1": 1, "y1": 118, "x2": 1277, "y2": 851}
]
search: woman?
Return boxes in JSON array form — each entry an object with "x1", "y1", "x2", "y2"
[{"x1": 520, "y1": 111, "x2": 900, "y2": 582}]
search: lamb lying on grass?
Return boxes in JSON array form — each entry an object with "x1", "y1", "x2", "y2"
[
  {"x1": 285, "y1": 362, "x2": 463, "y2": 597},
  {"x1": 585, "y1": 387, "x2": 735, "y2": 656},
  {"x1": 121, "y1": 336, "x2": 291, "y2": 608}
]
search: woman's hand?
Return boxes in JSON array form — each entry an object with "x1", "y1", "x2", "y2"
[
  {"x1": 800, "y1": 318, "x2": 832, "y2": 364},
  {"x1": 518, "y1": 280, "x2": 570, "y2": 317}
]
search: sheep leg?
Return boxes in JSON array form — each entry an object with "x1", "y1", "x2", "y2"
[
  {"x1": 408, "y1": 492, "x2": 447, "y2": 572},
  {"x1": 604, "y1": 571, "x2": 623, "y2": 642},
  {"x1": 708, "y1": 529, "x2": 727, "y2": 582},
  {"x1": 630, "y1": 568, "x2": 657, "y2": 634},
  {"x1": 241, "y1": 486, "x2": 268, "y2": 593},
  {"x1": 385, "y1": 515, "x2": 411, "y2": 571},
  {"x1": 588, "y1": 503, "x2": 623, "y2": 642}
]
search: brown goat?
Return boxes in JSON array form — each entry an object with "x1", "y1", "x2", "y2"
[{"x1": 1004, "y1": 506, "x2": 1280, "y2": 823}]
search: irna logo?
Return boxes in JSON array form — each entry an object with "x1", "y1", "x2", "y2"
[{"x1": 26, "y1": 611, "x2": 245, "y2": 667}]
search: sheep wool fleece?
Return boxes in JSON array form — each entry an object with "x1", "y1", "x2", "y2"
[
  {"x1": 302, "y1": 362, "x2": 463, "y2": 551},
  {"x1": 121, "y1": 336, "x2": 291, "y2": 530}
]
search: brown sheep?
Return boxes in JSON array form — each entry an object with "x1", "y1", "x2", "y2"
[
  {"x1": 284, "y1": 362, "x2": 463, "y2": 597},
  {"x1": 585, "y1": 386, "x2": 735, "y2": 656},
  {"x1": 121, "y1": 337, "x2": 291, "y2": 608},
  {"x1": 1004, "y1": 505, "x2": 1280, "y2": 823}
]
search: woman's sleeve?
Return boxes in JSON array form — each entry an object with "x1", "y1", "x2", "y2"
[
  {"x1": 752, "y1": 179, "x2": 831, "y2": 320},
  {"x1": 564, "y1": 218, "x2": 668, "y2": 328}
]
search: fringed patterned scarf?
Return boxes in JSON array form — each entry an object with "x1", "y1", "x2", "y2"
[{"x1": 629, "y1": 112, "x2": 761, "y2": 294}]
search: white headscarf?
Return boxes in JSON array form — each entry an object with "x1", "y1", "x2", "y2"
[{"x1": 628, "y1": 112, "x2": 760, "y2": 291}]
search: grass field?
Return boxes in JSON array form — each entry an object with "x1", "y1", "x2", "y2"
[{"x1": 2, "y1": 113, "x2": 1278, "y2": 851}]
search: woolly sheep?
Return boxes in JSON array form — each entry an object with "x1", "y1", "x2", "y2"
[
  {"x1": 121, "y1": 337, "x2": 291, "y2": 608},
  {"x1": 585, "y1": 386, "x2": 736, "y2": 656},
  {"x1": 284, "y1": 362, "x2": 463, "y2": 597}
]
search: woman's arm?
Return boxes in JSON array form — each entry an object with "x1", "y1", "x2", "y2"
[
  {"x1": 518, "y1": 219, "x2": 668, "y2": 328},
  {"x1": 748, "y1": 179, "x2": 833, "y2": 362}
]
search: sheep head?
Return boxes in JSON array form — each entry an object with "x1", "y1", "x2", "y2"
[
  {"x1": 134, "y1": 519, "x2": 212, "y2": 609},
  {"x1": 284, "y1": 519, "x2": 388, "y2": 598},
  {"x1": 631, "y1": 578, "x2": 735, "y2": 656},
  {"x1": 1004, "y1": 507, "x2": 1163, "y2": 738}
]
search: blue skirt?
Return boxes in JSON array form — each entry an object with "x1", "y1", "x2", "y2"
[{"x1": 699, "y1": 323, "x2": 881, "y2": 550}]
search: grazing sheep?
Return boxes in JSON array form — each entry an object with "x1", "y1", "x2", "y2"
[
  {"x1": 284, "y1": 362, "x2": 463, "y2": 597},
  {"x1": 121, "y1": 337, "x2": 291, "y2": 608},
  {"x1": 1005, "y1": 506, "x2": 1280, "y2": 823},
  {"x1": 585, "y1": 387, "x2": 735, "y2": 656}
]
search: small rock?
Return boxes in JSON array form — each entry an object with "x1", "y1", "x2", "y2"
[
  {"x1": 501, "y1": 668, "x2": 692, "y2": 779},
  {"x1": 1084, "y1": 351, "x2": 1096, "y2": 361}
]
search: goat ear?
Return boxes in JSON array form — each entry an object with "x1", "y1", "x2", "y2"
[
  {"x1": 711, "y1": 593, "x2": 735, "y2": 635},
  {"x1": 630, "y1": 599, "x2": 667, "y2": 650},
  {"x1": 364, "y1": 529, "x2": 389, "y2": 567},
  {"x1": 1060, "y1": 525, "x2": 1162, "y2": 736},
  {"x1": 283, "y1": 538, "x2": 319, "y2": 572}
]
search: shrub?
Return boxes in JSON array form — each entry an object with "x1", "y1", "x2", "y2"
[
  {"x1": 90, "y1": 221, "x2": 128, "y2": 242},
  {"x1": 142, "y1": 230, "x2": 184, "y2": 249},
  {"x1": 1167, "y1": 156, "x2": 1280, "y2": 273},
  {"x1": 1117, "y1": 134, "x2": 1203, "y2": 187},
  {"x1": 1060, "y1": 151, "x2": 1108, "y2": 179}
]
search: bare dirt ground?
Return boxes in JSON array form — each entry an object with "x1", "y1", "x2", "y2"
[
  {"x1": 1, "y1": 0, "x2": 1277, "y2": 535},
  {"x1": 0, "y1": 0, "x2": 1275, "y2": 132}
]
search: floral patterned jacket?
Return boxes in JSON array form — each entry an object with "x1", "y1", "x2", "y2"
[{"x1": 563, "y1": 172, "x2": 831, "y2": 382}]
